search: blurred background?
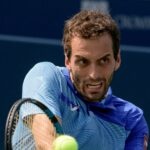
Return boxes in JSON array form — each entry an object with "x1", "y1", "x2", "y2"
[{"x1": 0, "y1": 0, "x2": 150, "y2": 149}]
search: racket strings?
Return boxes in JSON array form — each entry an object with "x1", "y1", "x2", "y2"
[
  {"x1": 11, "y1": 102, "x2": 56, "y2": 150},
  {"x1": 12, "y1": 111, "x2": 35, "y2": 149}
]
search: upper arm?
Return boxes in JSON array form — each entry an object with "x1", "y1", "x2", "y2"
[{"x1": 125, "y1": 116, "x2": 149, "y2": 150}]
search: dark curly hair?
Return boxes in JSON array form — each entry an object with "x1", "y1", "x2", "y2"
[{"x1": 63, "y1": 10, "x2": 120, "y2": 60}]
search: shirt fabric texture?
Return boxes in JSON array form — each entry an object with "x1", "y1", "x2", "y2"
[{"x1": 22, "y1": 62, "x2": 149, "y2": 150}]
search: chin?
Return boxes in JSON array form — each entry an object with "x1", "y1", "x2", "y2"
[
  {"x1": 87, "y1": 91, "x2": 107, "y2": 101},
  {"x1": 84, "y1": 95, "x2": 104, "y2": 102}
]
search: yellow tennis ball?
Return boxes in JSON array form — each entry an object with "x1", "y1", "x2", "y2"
[{"x1": 53, "y1": 135, "x2": 78, "y2": 150}]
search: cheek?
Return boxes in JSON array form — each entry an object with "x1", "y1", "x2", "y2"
[
  {"x1": 105, "y1": 68, "x2": 115, "y2": 84},
  {"x1": 72, "y1": 69, "x2": 82, "y2": 79},
  {"x1": 105, "y1": 63, "x2": 116, "y2": 75},
  {"x1": 71, "y1": 68, "x2": 86, "y2": 84},
  {"x1": 106, "y1": 70, "x2": 114, "y2": 81}
]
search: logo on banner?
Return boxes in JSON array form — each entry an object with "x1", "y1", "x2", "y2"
[{"x1": 80, "y1": 0, "x2": 110, "y2": 14}]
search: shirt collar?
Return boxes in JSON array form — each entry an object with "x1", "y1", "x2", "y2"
[{"x1": 62, "y1": 67, "x2": 116, "y2": 111}]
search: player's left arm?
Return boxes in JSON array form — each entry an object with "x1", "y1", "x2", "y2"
[{"x1": 125, "y1": 116, "x2": 149, "y2": 150}]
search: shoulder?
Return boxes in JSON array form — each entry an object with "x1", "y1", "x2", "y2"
[
  {"x1": 22, "y1": 62, "x2": 67, "y2": 97},
  {"x1": 24, "y1": 62, "x2": 65, "y2": 80},
  {"x1": 28, "y1": 62, "x2": 59, "y2": 74},
  {"x1": 112, "y1": 95, "x2": 143, "y2": 115},
  {"x1": 112, "y1": 96, "x2": 146, "y2": 130}
]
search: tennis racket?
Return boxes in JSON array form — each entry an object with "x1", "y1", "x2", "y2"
[{"x1": 5, "y1": 98, "x2": 63, "y2": 150}]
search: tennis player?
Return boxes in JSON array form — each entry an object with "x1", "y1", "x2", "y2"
[{"x1": 22, "y1": 10, "x2": 149, "y2": 150}]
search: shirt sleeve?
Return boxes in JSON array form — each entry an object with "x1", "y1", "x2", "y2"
[
  {"x1": 22, "y1": 62, "x2": 62, "y2": 118},
  {"x1": 125, "y1": 116, "x2": 149, "y2": 150}
]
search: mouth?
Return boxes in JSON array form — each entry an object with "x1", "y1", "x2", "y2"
[
  {"x1": 87, "y1": 83, "x2": 101, "y2": 88},
  {"x1": 86, "y1": 82, "x2": 103, "y2": 91}
]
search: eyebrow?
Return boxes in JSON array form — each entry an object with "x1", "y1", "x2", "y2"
[
  {"x1": 99, "y1": 54, "x2": 111, "y2": 59},
  {"x1": 75, "y1": 53, "x2": 111, "y2": 60},
  {"x1": 75, "y1": 55, "x2": 86, "y2": 59}
]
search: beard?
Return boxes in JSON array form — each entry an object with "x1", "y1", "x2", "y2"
[{"x1": 70, "y1": 69, "x2": 114, "y2": 102}]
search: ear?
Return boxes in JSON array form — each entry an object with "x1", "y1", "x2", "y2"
[
  {"x1": 65, "y1": 54, "x2": 71, "y2": 70},
  {"x1": 114, "y1": 50, "x2": 121, "y2": 71}
]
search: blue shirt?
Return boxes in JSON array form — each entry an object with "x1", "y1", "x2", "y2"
[{"x1": 22, "y1": 62, "x2": 149, "y2": 150}]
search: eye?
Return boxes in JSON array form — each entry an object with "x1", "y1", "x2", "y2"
[
  {"x1": 75, "y1": 58, "x2": 89, "y2": 67},
  {"x1": 99, "y1": 57, "x2": 110, "y2": 65}
]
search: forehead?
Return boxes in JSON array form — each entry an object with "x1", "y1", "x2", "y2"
[{"x1": 71, "y1": 33, "x2": 113, "y2": 58}]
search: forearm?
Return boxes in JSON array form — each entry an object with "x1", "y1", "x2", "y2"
[{"x1": 32, "y1": 114, "x2": 57, "y2": 150}]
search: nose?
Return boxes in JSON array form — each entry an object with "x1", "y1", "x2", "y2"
[{"x1": 88, "y1": 64, "x2": 100, "y2": 80}]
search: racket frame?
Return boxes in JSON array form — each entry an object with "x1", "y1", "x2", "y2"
[{"x1": 4, "y1": 98, "x2": 63, "y2": 150}]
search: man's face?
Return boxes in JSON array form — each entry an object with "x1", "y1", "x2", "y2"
[{"x1": 65, "y1": 33, "x2": 121, "y2": 102}]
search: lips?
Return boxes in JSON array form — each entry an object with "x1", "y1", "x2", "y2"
[
  {"x1": 86, "y1": 82, "x2": 103, "y2": 91},
  {"x1": 87, "y1": 83, "x2": 101, "y2": 88}
]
